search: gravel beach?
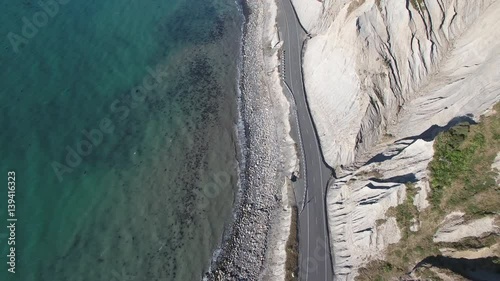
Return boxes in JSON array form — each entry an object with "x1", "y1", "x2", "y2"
[{"x1": 205, "y1": 0, "x2": 297, "y2": 279}]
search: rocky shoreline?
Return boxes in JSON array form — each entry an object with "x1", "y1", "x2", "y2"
[{"x1": 205, "y1": 0, "x2": 296, "y2": 280}]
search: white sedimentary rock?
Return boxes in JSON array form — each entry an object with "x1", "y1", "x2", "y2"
[
  {"x1": 492, "y1": 152, "x2": 500, "y2": 185},
  {"x1": 290, "y1": 0, "x2": 323, "y2": 32},
  {"x1": 433, "y1": 212, "x2": 499, "y2": 243},
  {"x1": 290, "y1": 0, "x2": 500, "y2": 279},
  {"x1": 413, "y1": 180, "x2": 430, "y2": 212},
  {"x1": 261, "y1": 1, "x2": 300, "y2": 280}
]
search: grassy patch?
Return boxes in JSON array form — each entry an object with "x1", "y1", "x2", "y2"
[
  {"x1": 429, "y1": 106, "x2": 500, "y2": 216},
  {"x1": 436, "y1": 234, "x2": 499, "y2": 251},
  {"x1": 428, "y1": 123, "x2": 475, "y2": 207},
  {"x1": 410, "y1": 0, "x2": 425, "y2": 10},
  {"x1": 285, "y1": 206, "x2": 299, "y2": 281},
  {"x1": 356, "y1": 103, "x2": 500, "y2": 280}
]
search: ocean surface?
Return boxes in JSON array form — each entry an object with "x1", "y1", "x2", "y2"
[{"x1": 0, "y1": 0, "x2": 244, "y2": 280}]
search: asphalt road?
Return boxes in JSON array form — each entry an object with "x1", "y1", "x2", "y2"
[{"x1": 276, "y1": 0, "x2": 334, "y2": 280}]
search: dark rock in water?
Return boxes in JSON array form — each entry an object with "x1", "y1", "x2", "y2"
[{"x1": 291, "y1": 171, "x2": 299, "y2": 182}]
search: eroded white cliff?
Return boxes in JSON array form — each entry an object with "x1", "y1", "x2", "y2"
[
  {"x1": 291, "y1": 0, "x2": 500, "y2": 279},
  {"x1": 327, "y1": 139, "x2": 435, "y2": 279},
  {"x1": 433, "y1": 212, "x2": 499, "y2": 243}
]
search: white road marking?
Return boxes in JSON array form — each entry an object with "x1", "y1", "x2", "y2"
[{"x1": 281, "y1": 0, "x2": 335, "y2": 279}]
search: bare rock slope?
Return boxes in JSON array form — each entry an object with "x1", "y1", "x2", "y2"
[{"x1": 290, "y1": 0, "x2": 500, "y2": 279}]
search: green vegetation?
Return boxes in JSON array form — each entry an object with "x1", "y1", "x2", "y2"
[
  {"x1": 357, "y1": 169, "x2": 384, "y2": 179},
  {"x1": 285, "y1": 206, "x2": 299, "y2": 281},
  {"x1": 410, "y1": 0, "x2": 425, "y2": 10},
  {"x1": 387, "y1": 183, "x2": 418, "y2": 239},
  {"x1": 357, "y1": 103, "x2": 500, "y2": 280},
  {"x1": 374, "y1": 0, "x2": 382, "y2": 12}
]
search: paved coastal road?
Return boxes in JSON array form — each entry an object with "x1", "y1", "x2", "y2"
[{"x1": 276, "y1": 0, "x2": 334, "y2": 280}]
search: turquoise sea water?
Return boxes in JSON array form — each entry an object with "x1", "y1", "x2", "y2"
[{"x1": 0, "y1": 0, "x2": 243, "y2": 280}]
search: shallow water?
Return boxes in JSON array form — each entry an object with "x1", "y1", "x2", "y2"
[{"x1": 0, "y1": 0, "x2": 243, "y2": 280}]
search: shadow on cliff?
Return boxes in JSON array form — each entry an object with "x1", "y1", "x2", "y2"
[
  {"x1": 364, "y1": 115, "x2": 477, "y2": 166},
  {"x1": 413, "y1": 255, "x2": 500, "y2": 281},
  {"x1": 365, "y1": 173, "x2": 418, "y2": 187},
  {"x1": 405, "y1": 114, "x2": 477, "y2": 142}
]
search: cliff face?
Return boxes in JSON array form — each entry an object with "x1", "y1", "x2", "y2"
[
  {"x1": 327, "y1": 138, "x2": 436, "y2": 279},
  {"x1": 294, "y1": 0, "x2": 500, "y2": 169},
  {"x1": 291, "y1": 0, "x2": 500, "y2": 279}
]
